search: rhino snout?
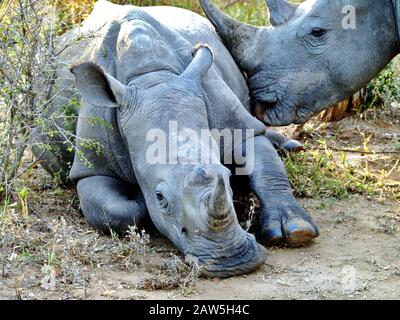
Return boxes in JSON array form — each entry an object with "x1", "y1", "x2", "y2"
[
  {"x1": 185, "y1": 231, "x2": 267, "y2": 278},
  {"x1": 181, "y1": 165, "x2": 266, "y2": 278}
]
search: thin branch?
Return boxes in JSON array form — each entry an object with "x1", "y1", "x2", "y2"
[{"x1": 311, "y1": 146, "x2": 400, "y2": 155}]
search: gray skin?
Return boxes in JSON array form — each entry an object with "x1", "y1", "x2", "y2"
[
  {"x1": 32, "y1": 1, "x2": 319, "y2": 277},
  {"x1": 200, "y1": 0, "x2": 400, "y2": 126}
]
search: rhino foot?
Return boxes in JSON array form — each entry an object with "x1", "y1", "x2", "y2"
[
  {"x1": 264, "y1": 130, "x2": 304, "y2": 154},
  {"x1": 281, "y1": 139, "x2": 304, "y2": 153},
  {"x1": 260, "y1": 194, "x2": 319, "y2": 247}
]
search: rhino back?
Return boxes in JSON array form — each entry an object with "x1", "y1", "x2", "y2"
[{"x1": 111, "y1": 4, "x2": 264, "y2": 136}]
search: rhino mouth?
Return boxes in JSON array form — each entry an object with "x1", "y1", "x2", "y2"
[
  {"x1": 184, "y1": 231, "x2": 267, "y2": 278},
  {"x1": 249, "y1": 77, "x2": 303, "y2": 126},
  {"x1": 254, "y1": 99, "x2": 300, "y2": 127}
]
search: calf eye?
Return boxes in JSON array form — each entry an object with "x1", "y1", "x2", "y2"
[
  {"x1": 156, "y1": 191, "x2": 169, "y2": 210},
  {"x1": 311, "y1": 28, "x2": 326, "y2": 37}
]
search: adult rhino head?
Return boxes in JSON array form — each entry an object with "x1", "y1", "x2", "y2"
[
  {"x1": 70, "y1": 45, "x2": 267, "y2": 278},
  {"x1": 200, "y1": 0, "x2": 399, "y2": 125}
]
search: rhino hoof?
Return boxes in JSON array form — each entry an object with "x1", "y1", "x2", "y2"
[
  {"x1": 262, "y1": 224, "x2": 318, "y2": 248},
  {"x1": 260, "y1": 198, "x2": 319, "y2": 247},
  {"x1": 281, "y1": 139, "x2": 305, "y2": 153},
  {"x1": 285, "y1": 228, "x2": 318, "y2": 247}
]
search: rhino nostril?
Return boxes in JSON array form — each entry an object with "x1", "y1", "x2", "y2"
[
  {"x1": 260, "y1": 97, "x2": 278, "y2": 110},
  {"x1": 263, "y1": 92, "x2": 278, "y2": 104},
  {"x1": 254, "y1": 97, "x2": 277, "y2": 121},
  {"x1": 263, "y1": 101, "x2": 277, "y2": 109},
  {"x1": 182, "y1": 227, "x2": 188, "y2": 234},
  {"x1": 259, "y1": 93, "x2": 278, "y2": 112}
]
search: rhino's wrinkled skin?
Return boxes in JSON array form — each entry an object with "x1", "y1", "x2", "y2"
[
  {"x1": 32, "y1": 1, "x2": 319, "y2": 277},
  {"x1": 200, "y1": 0, "x2": 400, "y2": 126}
]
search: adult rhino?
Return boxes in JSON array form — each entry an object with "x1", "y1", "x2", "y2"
[
  {"x1": 32, "y1": 1, "x2": 318, "y2": 277},
  {"x1": 200, "y1": 0, "x2": 399, "y2": 125}
]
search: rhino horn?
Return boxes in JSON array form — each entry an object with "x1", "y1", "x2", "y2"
[
  {"x1": 209, "y1": 173, "x2": 231, "y2": 222},
  {"x1": 199, "y1": 0, "x2": 263, "y2": 71},
  {"x1": 181, "y1": 43, "x2": 214, "y2": 82},
  {"x1": 266, "y1": 0, "x2": 298, "y2": 26}
]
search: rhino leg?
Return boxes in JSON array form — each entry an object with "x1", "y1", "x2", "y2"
[
  {"x1": 77, "y1": 176, "x2": 150, "y2": 234},
  {"x1": 242, "y1": 135, "x2": 319, "y2": 247},
  {"x1": 264, "y1": 130, "x2": 304, "y2": 154}
]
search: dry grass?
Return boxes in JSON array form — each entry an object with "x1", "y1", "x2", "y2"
[{"x1": 0, "y1": 166, "x2": 200, "y2": 299}]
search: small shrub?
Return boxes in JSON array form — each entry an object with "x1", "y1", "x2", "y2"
[{"x1": 361, "y1": 57, "x2": 400, "y2": 114}]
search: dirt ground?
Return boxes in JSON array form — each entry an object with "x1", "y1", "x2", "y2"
[
  {"x1": 60, "y1": 196, "x2": 400, "y2": 300},
  {"x1": 1, "y1": 114, "x2": 399, "y2": 300},
  {"x1": 1, "y1": 195, "x2": 398, "y2": 300},
  {"x1": 66, "y1": 196, "x2": 400, "y2": 300}
]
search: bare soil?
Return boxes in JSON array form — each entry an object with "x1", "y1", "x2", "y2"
[
  {"x1": 2, "y1": 195, "x2": 398, "y2": 300},
  {"x1": 68, "y1": 196, "x2": 400, "y2": 300}
]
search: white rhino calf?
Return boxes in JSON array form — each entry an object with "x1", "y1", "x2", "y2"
[{"x1": 33, "y1": 1, "x2": 319, "y2": 277}]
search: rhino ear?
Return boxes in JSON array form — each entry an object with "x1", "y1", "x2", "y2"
[
  {"x1": 181, "y1": 44, "x2": 214, "y2": 83},
  {"x1": 70, "y1": 62, "x2": 129, "y2": 108},
  {"x1": 266, "y1": 0, "x2": 298, "y2": 26}
]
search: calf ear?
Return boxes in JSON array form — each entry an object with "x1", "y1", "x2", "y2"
[
  {"x1": 70, "y1": 62, "x2": 128, "y2": 108},
  {"x1": 181, "y1": 44, "x2": 214, "y2": 83},
  {"x1": 266, "y1": 0, "x2": 298, "y2": 26}
]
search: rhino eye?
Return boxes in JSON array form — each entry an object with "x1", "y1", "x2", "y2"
[
  {"x1": 311, "y1": 28, "x2": 326, "y2": 37},
  {"x1": 156, "y1": 191, "x2": 169, "y2": 211}
]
